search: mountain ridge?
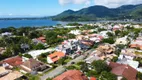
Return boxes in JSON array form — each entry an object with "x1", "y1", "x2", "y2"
[{"x1": 52, "y1": 4, "x2": 142, "y2": 21}]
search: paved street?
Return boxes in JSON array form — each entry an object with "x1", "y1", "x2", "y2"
[
  {"x1": 40, "y1": 66, "x2": 65, "y2": 80},
  {"x1": 40, "y1": 49, "x2": 94, "y2": 80}
]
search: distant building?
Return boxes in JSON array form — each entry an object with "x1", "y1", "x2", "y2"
[
  {"x1": 0, "y1": 47, "x2": 6, "y2": 55},
  {"x1": 129, "y1": 37, "x2": 142, "y2": 50},
  {"x1": 99, "y1": 31, "x2": 112, "y2": 39},
  {"x1": 113, "y1": 25, "x2": 123, "y2": 31},
  {"x1": 32, "y1": 36, "x2": 48, "y2": 46},
  {"x1": 1, "y1": 32, "x2": 12, "y2": 37},
  {"x1": 69, "y1": 30, "x2": 81, "y2": 35}
]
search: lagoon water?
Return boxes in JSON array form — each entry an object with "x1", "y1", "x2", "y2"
[
  {"x1": 0, "y1": 19, "x2": 95, "y2": 28},
  {"x1": 0, "y1": 19, "x2": 62, "y2": 28},
  {"x1": 0, "y1": 19, "x2": 141, "y2": 28}
]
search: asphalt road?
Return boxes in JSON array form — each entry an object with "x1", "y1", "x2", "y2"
[{"x1": 40, "y1": 49, "x2": 94, "y2": 80}]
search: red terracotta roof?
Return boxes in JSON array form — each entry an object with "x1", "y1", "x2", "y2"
[
  {"x1": 98, "y1": 36, "x2": 103, "y2": 40},
  {"x1": 38, "y1": 37, "x2": 45, "y2": 40},
  {"x1": 109, "y1": 62, "x2": 137, "y2": 80},
  {"x1": 90, "y1": 77, "x2": 96, "y2": 80},
  {"x1": 4, "y1": 56, "x2": 23, "y2": 66},
  {"x1": 48, "y1": 51, "x2": 65, "y2": 63},
  {"x1": 130, "y1": 44, "x2": 142, "y2": 50},
  {"x1": 81, "y1": 40, "x2": 94, "y2": 46},
  {"x1": 37, "y1": 37, "x2": 46, "y2": 43},
  {"x1": 53, "y1": 70, "x2": 88, "y2": 80}
]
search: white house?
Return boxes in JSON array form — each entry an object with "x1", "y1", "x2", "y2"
[
  {"x1": 27, "y1": 48, "x2": 55, "y2": 59},
  {"x1": 64, "y1": 26, "x2": 76, "y2": 28},
  {"x1": 133, "y1": 25, "x2": 142, "y2": 28},
  {"x1": 115, "y1": 36, "x2": 128, "y2": 45},
  {"x1": 1, "y1": 32, "x2": 12, "y2": 36},
  {"x1": 99, "y1": 31, "x2": 112, "y2": 38},
  {"x1": 69, "y1": 30, "x2": 81, "y2": 35}
]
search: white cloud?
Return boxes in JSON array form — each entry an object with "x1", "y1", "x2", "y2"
[
  {"x1": 8, "y1": 13, "x2": 13, "y2": 16},
  {"x1": 94, "y1": 0, "x2": 142, "y2": 8},
  {"x1": 59, "y1": 0, "x2": 91, "y2": 6},
  {"x1": 58, "y1": 0, "x2": 142, "y2": 8}
]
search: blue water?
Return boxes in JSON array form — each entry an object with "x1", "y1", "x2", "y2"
[
  {"x1": 0, "y1": 19, "x2": 141, "y2": 28},
  {"x1": 0, "y1": 19, "x2": 61, "y2": 28}
]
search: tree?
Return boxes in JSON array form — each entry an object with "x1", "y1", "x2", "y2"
[
  {"x1": 137, "y1": 72, "x2": 142, "y2": 80},
  {"x1": 86, "y1": 70, "x2": 98, "y2": 77},
  {"x1": 57, "y1": 58, "x2": 66, "y2": 65},
  {"x1": 102, "y1": 38, "x2": 115, "y2": 44},
  {"x1": 107, "y1": 32, "x2": 114, "y2": 37},
  {"x1": 34, "y1": 43, "x2": 45, "y2": 50},
  {"x1": 28, "y1": 31, "x2": 42, "y2": 39},
  {"x1": 121, "y1": 77, "x2": 127, "y2": 80},
  {"x1": 2, "y1": 47, "x2": 13, "y2": 57},
  {"x1": 99, "y1": 71, "x2": 117, "y2": 80},
  {"x1": 23, "y1": 54, "x2": 32, "y2": 58},
  {"x1": 111, "y1": 57, "x2": 118, "y2": 62},
  {"x1": 25, "y1": 73, "x2": 40, "y2": 80},
  {"x1": 67, "y1": 34, "x2": 75, "y2": 39},
  {"x1": 80, "y1": 62, "x2": 89, "y2": 73},
  {"x1": 46, "y1": 78, "x2": 52, "y2": 80},
  {"x1": 66, "y1": 65, "x2": 78, "y2": 70},
  {"x1": 115, "y1": 30, "x2": 121, "y2": 36},
  {"x1": 92, "y1": 60, "x2": 111, "y2": 74}
]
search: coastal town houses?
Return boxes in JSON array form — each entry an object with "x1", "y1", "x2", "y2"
[
  {"x1": 26, "y1": 48, "x2": 55, "y2": 59},
  {"x1": 47, "y1": 51, "x2": 65, "y2": 63},
  {"x1": 69, "y1": 30, "x2": 81, "y2": 35},
  {"x1": 129, "y1": 36, "x2": 142, "y2": 50},
  {"x1": 1, "y1": 32, "x2": 12, "y2": 37},
  {"x1": 85, "y1": 43, "x2": 117, "y2": 64},
  {"x1": 32, "y1": 36, "x2": 48, "y2": 47},
  {"x1": 0, "y1": 47, "x2": 6, "y2": 55},
  {"x1": 2, "y1": 56, "x2": 23, "y2": 69},
  {"x1": 0, "y1": 66, "x2": 10, "y2": 77},
  {"x1": 117, "y1": 48, "x2": 142, "y2": 73},
  {"x1": 112, "y1": 25, "x2": 123, "y2": 31},
  {"x1": 115, "y1": 36, "x2": 128, "y2": 45},
  {"x1": 76, "y1": 34, "x2": 103, "y2": 43},
  {"x1": 0, "y1": 68, "x2": 23, "y2": 80},
  {"x1": 0, "y1": 60, "x2": 23, "y2": 80},
  {"x1": 20, "y1": 58, "x2": 52, "y2": 74},
  {"x1": 108, "y1": 62, "x2": 137, "y2": 80},
  {"x1": 99, "y1": 31, "x2": 112, "y2": 39},
  {"x1": 53, "y1": 70, "x2": 88, "y2": 80},
  {"x1": 118, "y1": 48, "x2": 136, "y2": 60},
  {"x1": 55, "y1": 39, "x2": 79, "y2": 55}
]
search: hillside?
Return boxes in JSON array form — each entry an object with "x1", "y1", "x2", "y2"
[{"x1": 52, "y1": 4, "x2": 142, "y2": 21}]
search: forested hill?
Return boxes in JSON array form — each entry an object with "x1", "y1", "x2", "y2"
[{"x1": 52, "y1": 4, "x2": 142, "y2": 21}]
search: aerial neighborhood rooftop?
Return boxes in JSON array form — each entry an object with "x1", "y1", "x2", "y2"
[{"x1": 0, "y1": 22, "x2": 142, "y2": 80}]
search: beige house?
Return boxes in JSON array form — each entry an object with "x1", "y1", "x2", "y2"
[
  {"x1": 95, "y1": 44, "x2": 117, "y2": 60},
  {"x1": 0, "y1": 67, "x2": 22, "y2": 80}
]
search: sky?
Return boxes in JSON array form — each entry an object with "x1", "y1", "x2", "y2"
[{"x1": 0, "y1": 0, "x2": 142, "y2": 17}]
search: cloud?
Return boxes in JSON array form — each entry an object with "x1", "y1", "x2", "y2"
[
  {"x1": 59, "y1": 0, "x2": 91, "y2": 6},
  {"x1": 94, "y1": 0, "x2": 142, "y2": 8},
  {"x1": 58, "y1": 0, "x2": 142, "y2": 8},
  {"x1": 8, "y1": 13, "x2": 13, "y2": 16}
]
